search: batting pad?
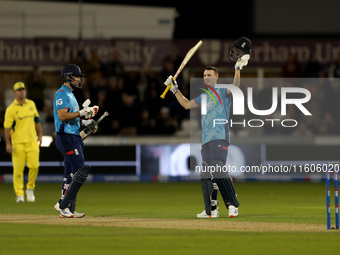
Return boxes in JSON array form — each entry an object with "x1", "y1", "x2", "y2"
[
  {"x1": 201, "y1": 178, "x2": 214, "y2": 216},
  {"x1": 59, "y1": 165, "x2": 91, "y2": 210},
  {"x1": 215, "y1": 177, "x2": 239, "y2": 209}
]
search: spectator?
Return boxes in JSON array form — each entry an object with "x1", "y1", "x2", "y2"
[
  {"x1": 138, "y1": 109, "x2": 156, "y2": 135},
  {"x1": 155, "y1": 107, "x2": 177, "y2": 135},
  {"x1": 163, "y1": 45, "x2": 183, "y2": 71},
  {"x1": 73, "y1": 50, "x2": 92, "y2": 76},
  {"x1": 329, "y1": 54, "x2": 340, "y2": 78},
  {"x1": 324, "y1": 80, "x2": 340, "y2": 132},
  {"x1": 282, "y1": 53, "x2": 301, "y2": 77},
  {"x1": 87, "y1": 49, "x2": 105, "y2": 84},
  {"x1": 104, "y1": 50, "x2": 124, "y2": 78},
  {"x1": 303, "y1": 53, "x2": 323, "y2": 77},
  {"x1": 160, "y1": 59, "x2": 175, "y2": 84},
  {"x1": 93, "y1": 89, "x2": 113, "y2": 135},
  {"x1": 136, "y1": 74, "x2": 149, "y2": 106},
  {"x1": 110, "y1": 119, "x2": 121, "y2": 135},
  {"x1": 25, "y1": 65, "x2": 47, "y2": 111},
  {"x1": 119, "y1": 92, "x2": 139, "y2": 135},
  {"x1": 318, "y1": 113, "x2": 336, "y2": 135},
  {"x1": 145, "y1": 86, "x2": 162, "y2": 119},
  {"x1": 293, "y1": 121, "x2": 313, "y2": 136}
]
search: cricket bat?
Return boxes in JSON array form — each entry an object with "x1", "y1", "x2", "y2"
[
  {"x1": 80, "y1": 111, "x2": 109, "y2": 140},
  {"x1": 160, "y1": 40, "x2": 203, "y2": 99}
]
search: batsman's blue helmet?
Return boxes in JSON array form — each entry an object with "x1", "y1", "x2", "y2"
[
  {"x1": 61, "y1": 64, "x2": 84, "y2": 89},
  {"x1": 230, "y1": 37, "x2": 252, "y2": 62},
  {"x1": 61, "y1": 64, "x2": 84, "y2": 78}
]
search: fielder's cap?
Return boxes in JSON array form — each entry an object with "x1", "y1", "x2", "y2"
[
  {"x1": 61, "y1": 64, "x2": 84, "y2": 78},
  {"x1": 233, "y1": 37, "x2": 252, "y2": 54},
  {"x1": 13, "y1": 82, "x2": 25, "y2": 91}
]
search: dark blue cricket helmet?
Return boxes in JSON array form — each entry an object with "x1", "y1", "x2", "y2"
[
  {"x1": 61, "y1": 64, "x2": 84, "y2": 88},
  {"x1": 230, "y1": 37, "x2": 252, "y2": 62}
]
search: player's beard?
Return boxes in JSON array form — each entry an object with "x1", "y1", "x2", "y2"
[{"x1": 71, "y1": 77, "x2": 84, "y2": 89}]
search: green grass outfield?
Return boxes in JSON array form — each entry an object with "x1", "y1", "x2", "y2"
[{"x1": 0, "y1": 182, "x2": 339, "y2": 255}]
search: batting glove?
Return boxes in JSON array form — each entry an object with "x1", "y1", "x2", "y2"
[
  {"x1": 164, "y1": 75, "x2": 179, "y2": 94},
  {"x1": 81, "y1": 119, "x2": 98, "y2": 134},
  {"x1": 81, "y1": 119, "x2": 94, "y2": 126},
  {"x1": 235, "y1": 54, "x2": 250, "y2": 70},
  {"x1": 79, "y1": 106, "x2": 99, "y2": 119}
]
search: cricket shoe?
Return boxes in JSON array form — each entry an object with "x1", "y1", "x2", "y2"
[
  {"x1": 196, "y1": 208, "x2": 219, "y2": 218},
  {"x1": 73, "y1": 211, "x2": 85, "y2": 218},
  {"x1": 26, "y1": 189, "x2": 35, "y2": 202},
  {"x1": 228, "y1": 205, "x2": 238, "y2": 218},
  {"x1": 59, "y1": 208, "x2": 74, "y2": 218},
  {"x1": 54, "y1": 202, "x2": 61, "y2": 212},
  {"x1": 55, "y1": 202, "x2": 85, "y2": 218},
  {"x1": 59, "y1": 210, "x2": 85, "y2": 218},
  {"x1": 16, "y1": 196, "x2": 24, "y2": 203}
]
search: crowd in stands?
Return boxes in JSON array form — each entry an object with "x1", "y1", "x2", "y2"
[
  {"x1": 3, "y1": 50, "x2": 340, "y2": 137},
  {"x1": 261, "y1": 52, "x2": 340, "y2": 136}
]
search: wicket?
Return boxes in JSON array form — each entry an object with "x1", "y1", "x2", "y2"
[{"x1": 326, "y1": 165, "x2": 339, "y2": 229}]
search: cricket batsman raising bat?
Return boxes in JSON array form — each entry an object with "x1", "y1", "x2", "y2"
[{"x1": 163, "y1": 37, "x2": 251, "y2": 219}]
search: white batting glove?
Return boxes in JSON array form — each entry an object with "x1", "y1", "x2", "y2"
[
  {"x1": 164, "y1": 75, "x2": 179, "y2": 94},
  {"x1": 79, "y1": 106, "x2": 99, "y2": 119},
  {"x1": 81, "y1": 119, "x2": 94, "y2": 126},
  {"x1": 235, "y1": 54, "x2": 250, "y2": 70},
  {"x1": 81, "y1": 119, "x2": 98, "y2": 133}
]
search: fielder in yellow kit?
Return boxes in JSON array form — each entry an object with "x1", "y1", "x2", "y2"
[{"x1": 4, "y1": 82, "x2": 42, "y2": 202}]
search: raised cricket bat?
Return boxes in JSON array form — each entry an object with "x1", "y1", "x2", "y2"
[
  {"x1": 80, "y1": 111, "x2": 109, "y2": 140},
  {"x1": 160, "y1": 40, "x2": 203, "y2": 99}
]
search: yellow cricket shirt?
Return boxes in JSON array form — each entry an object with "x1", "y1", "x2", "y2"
[{"x1": 4, "y1": 99, "x2": 40, "y2": 145}]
